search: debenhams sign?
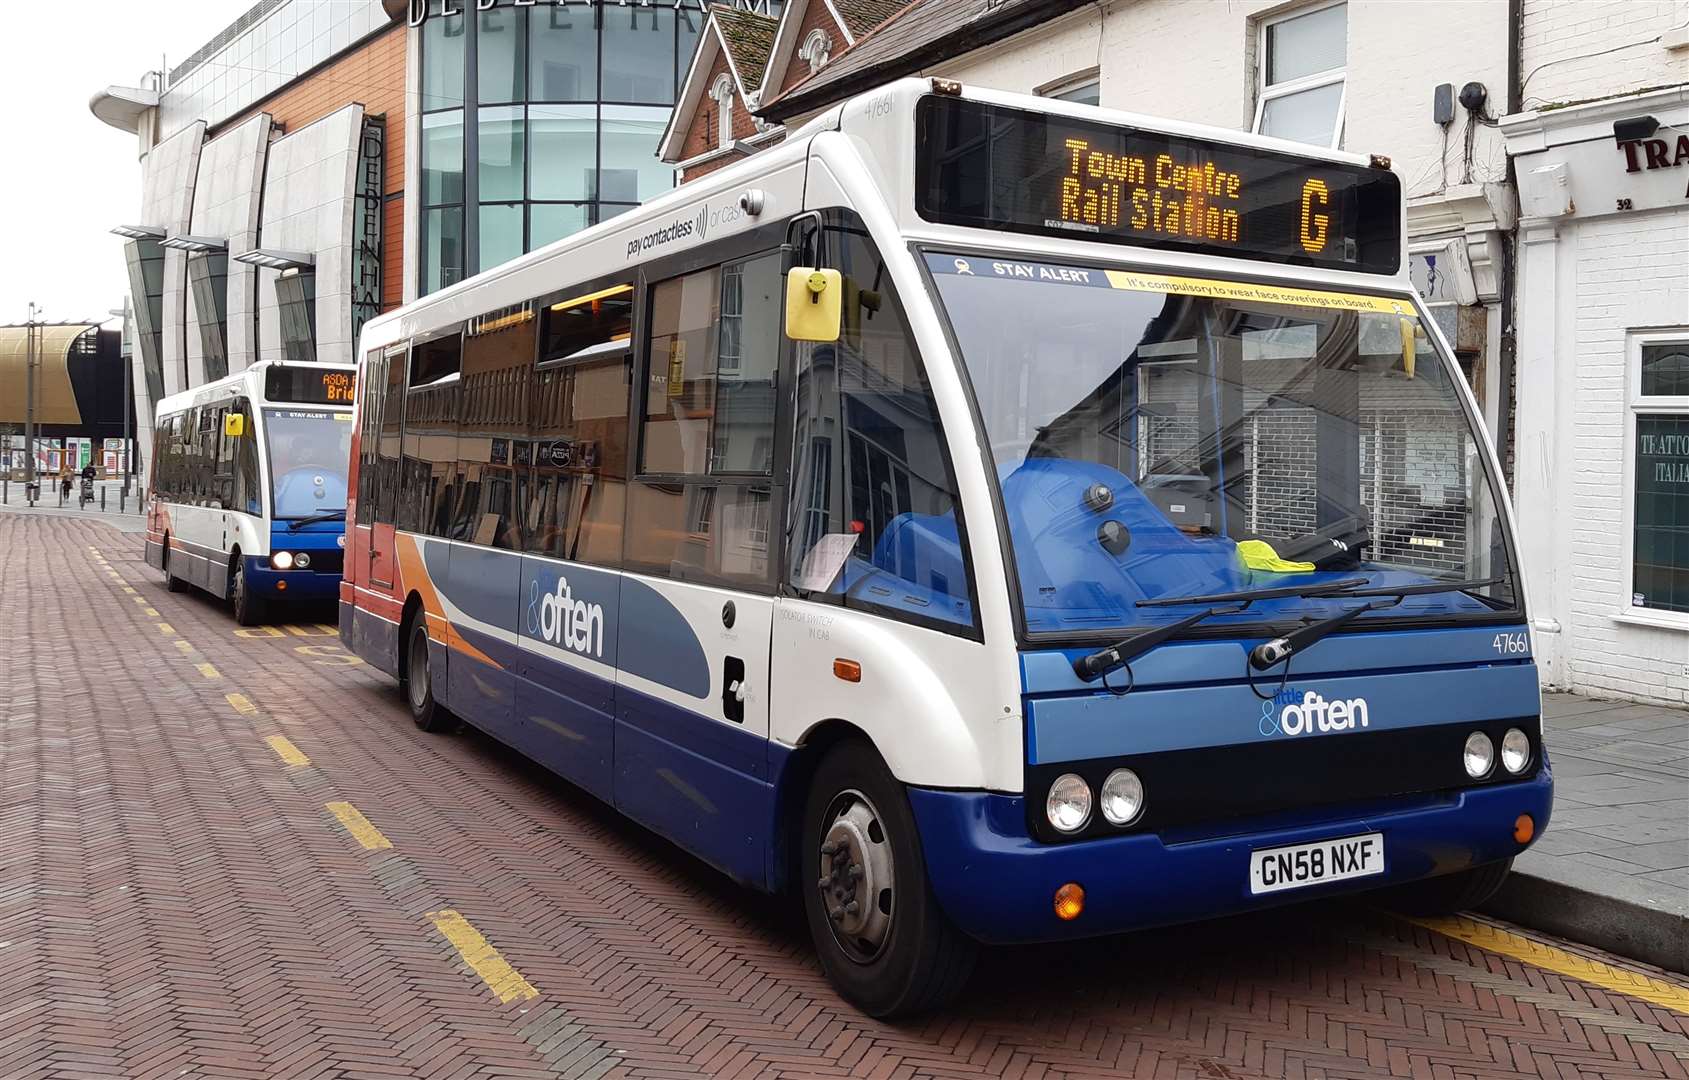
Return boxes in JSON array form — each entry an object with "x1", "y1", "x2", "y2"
[{"x1": 391, "y1": 0, "x2": 715, "y2": 24}]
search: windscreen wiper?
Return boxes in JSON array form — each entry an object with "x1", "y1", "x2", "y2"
[
  {"x1": 1136, "y1": 577, "x2": 1369, "y2": 609},
  {"x1": 1246, "y1": 576, "x2": 1512, "y2": 670},
  {"x1": 1075, "y1": 605, "x2": 1242, "y2": 681},
  {"x1": 287, "y1": 509, "x2": 347, "y2": 531},
  {"x1": 1331, "y1": 575, "x2": 1513, "y2": 611}
]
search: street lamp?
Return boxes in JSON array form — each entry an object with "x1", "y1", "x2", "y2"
[
  {"x1": 108, "y1": 306, "x2": 132, "y2": 496},
  {"x1": 23, "y1": 302, "x2": 40, "y2": 505}
]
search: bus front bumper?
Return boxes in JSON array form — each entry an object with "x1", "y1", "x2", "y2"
[
  {"x1": 244, "y1": 557, "x2": 343, "y2": 602},
  {"x1": 907, "y1": 767, "x2": 1552, "y2": 945}
]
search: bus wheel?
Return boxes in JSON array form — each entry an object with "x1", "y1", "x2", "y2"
[
  {"x1": 162, "y1": 539, "x2": 187, "y2": 593},
  {"x1": 230, "y1": 558, "x2": 265, "y2": 627},
  {"x1": 1382, "y1": 857, "x2": 1513, "y2": 915},
  {"x1": 404, "y1": 619, "x2": 455, "y2": 733},
  {"x1": 800, "y1": 740, "x2": 976, "y2": 1018}
]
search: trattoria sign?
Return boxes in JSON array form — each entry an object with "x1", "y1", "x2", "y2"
[{"x1": 1618, "y1": 131, "x2": 1689, "y2": 197}]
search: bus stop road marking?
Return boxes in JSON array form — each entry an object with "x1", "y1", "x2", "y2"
[
  {"x1": 195, "y1": 663, "x2": 221, "y2": 680},
  {"x1": 226, "y1": 693, "x2": 257, "y2": 715},
  {"x1": 265, "y1": 735, "x2": 310, "y2": 767},
  {"x1": 426, "y1": 909, "x2": 538, "y2": 1004},
  {"x1": 326, "y1": 801, "x2": 391, "y2": 850},
  {"x1": 156, "y1": 623, "x2": 175, "y2": 636},
  {"x1": 1405, "y1": 914, "x2": 1689, "y2": 1015},
  {"x1": 121, "y1": 586, "x2": 137, "y2": 595},
  {"x1": 173, "y1": 640, "x2": 194, "y2": 654},
  {"x1": 143, "y1": 608, "x2": 159, "y2": 616}
]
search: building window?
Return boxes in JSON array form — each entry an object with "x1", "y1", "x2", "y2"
[
  {"x1": 1253, "y1": 2, "x2": 1346, "y2": 149},
  {"x1": 710, "y1": 73, "x2": 735, "y2": 148},
  {"x1": 1042, "y1": 71, "x2": 1099, "y2": 107},
  {"x1": 798, "y1": 29, "x2": 831, "y2": 75},
  {"x1": 274, "y1": 270, "x2": 317, "y2": 365},
  {"x1": 123, "y1": 239, "x2": 166, "y2": 408},
  {"x1": 419, "y1": 0, "x2": 688, "y2": 294},
  {"x1": 187, "y1": 252, "x2": 230, "y2": 382},
  {"x1": 1628, "y1": 332, "x2": 1689, "y2": 620}
]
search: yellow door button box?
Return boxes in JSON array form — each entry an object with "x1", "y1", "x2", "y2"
[{"x1": 785, "y1": 267, "x2": 842, "y2": 342}]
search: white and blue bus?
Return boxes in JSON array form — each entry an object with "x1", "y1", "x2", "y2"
[
  {"x1": 146, "y1": 361, "x2": 357, "y2": 624},
  {"x1": 342, "y1": 79, "x2": 1550, "y2": 1016}
]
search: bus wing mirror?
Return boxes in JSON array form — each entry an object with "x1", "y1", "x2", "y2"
[
  {"x1": 224, "y1": 413, "x2": 247, "y2": 438},
  {"x1": 785, "y1": 267, "x2": 842, "y2": 342}
]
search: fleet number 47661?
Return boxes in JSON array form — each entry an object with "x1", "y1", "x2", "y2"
[{"x1": 1493, "y1": 632, "x2": 1528, "y2": 655}]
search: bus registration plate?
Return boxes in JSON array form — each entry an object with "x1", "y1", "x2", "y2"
[{"x1": 1249, "y1": 833, "x2": 1384, "y2": 895}]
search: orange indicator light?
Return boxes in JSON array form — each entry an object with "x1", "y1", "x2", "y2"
[
  {"x1": 1053, "y1": 882, "x2": 1085, "y2": 921},
  {"x1": 1513, "y1": 814, "x2": 1534, "y2": 845},
  {"x1": 275, "y1": 580, "x2": 287, "y2": 591},
  {"x1": 833, "y1": 659, "x2": 861, "y2": 683}
]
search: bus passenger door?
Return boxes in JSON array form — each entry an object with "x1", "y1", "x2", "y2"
[
  {"x1": 613, "y1": 250, "x2": 786, "y2": 888},
  {"x1": 364, "y1": 346, "x2": 408, "y2": 593}
]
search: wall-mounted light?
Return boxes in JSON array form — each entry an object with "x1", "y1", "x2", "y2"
[
  {"x1": 160, "y1": 234, "x2": 228, "y2": 253},
  {"x1": 110, "y1": 224, "x2": 165, "y2": 240},
  {"x1": 232, "y1": 248, "x2": 317, "y2": 271},
  {"x1": 1613, "y1": 115, "x2": 1660, "y2": 142}
]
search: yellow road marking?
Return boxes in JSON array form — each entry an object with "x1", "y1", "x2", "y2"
[
  {"x1": 265, "y1": 735, "x2": 310, "y2": 766},
  {"x1": 427, "y1": 909, "x2": 538, "y2": 1003},
  {"x1": 132, "y1": 596, "x2": 149, "y2": 605},
  {"x1": 156, "y1": 623, "x2": 175, "y2": 635},
  {"x1": 195, "y1": 662, "x2": 221, "y2": 679},
  {"x1": 326, "y1": 801, "x2": 392, "y2": 850},
  {"x1": 1407, "y1": 915, "x2": 1689, "y2": 1015},
  {"x1": 226, "y1": 692, "x2": 257, "y2": 715},
  {"x1": 121, "y1": 586, "x2": 137, "y2": 595},
  {"x1": 173, "y1": 640, "x2": 194, "y2": 654},
  {"x1": 144, "y1": 607, "x2": 159, "y2": 616}
]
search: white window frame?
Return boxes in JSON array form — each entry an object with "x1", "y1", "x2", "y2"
[
  {"x1": 798, "y1": 28, "x2": 832, "y2": 75},
  {"x1": 710, "y1": 74, "x2": 735, "y2": 149},
  {"x1": 1037, "y1": 68, "x2": 1101, "y2": 106},
  {"x1": 1617, "y1": 328, "x2": 1689, "y2": 631},
  {"x1": 1251, "y1": 0, "x2": 1347, "y2": 150}
]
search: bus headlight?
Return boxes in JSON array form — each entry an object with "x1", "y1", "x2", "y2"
[
  {"x1": 1463, "y1": 731, "x2": 1495, "y2": 779},
  {"x1": 1045, "y1": 774, "x2": 1092, "y2": 833},
  {"x1": 271, "y1": 551, "x2": 295, "y2": 570},
  {"x1": 295, "y1": 552, "x2": 312, "y2": 569},
  {"x1": 1099, "y1": 768, "x2": 1145, "y2": 826},
  {"x1": 1501, "y1": 728, "x2": 1531, "y2": 774}
]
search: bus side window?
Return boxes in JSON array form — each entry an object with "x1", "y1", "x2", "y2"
[
  {"x1": 233, "y1": 399, "x2": 260, "y2": 515},
  {"x1": 625, "y1": 252, "x2": 783, "y2": 587},
  {"x1": 528, "y1": 282, "x2": 635, "y2": 565},
  {"x1": 786, "y1": 220, "x2": 975, "y2": 632},
  {"x1": 404, "y1": 331, "x2": 464, "y2": 537},
  {"x1": 460, "y1": 305, "x2": 536, "y2": 549}
]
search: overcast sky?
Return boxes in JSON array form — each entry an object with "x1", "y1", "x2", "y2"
[{"x1": 0, "y1": 1, "x2": 242, "y2": 327}]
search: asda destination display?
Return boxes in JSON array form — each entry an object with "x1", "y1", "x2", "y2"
[
  {"x1": 265, "y1": 367, "x2": 355, "y2": 405},
  {"x1": 915, "y1": 97, "x2": 1402, "y2": 274}
]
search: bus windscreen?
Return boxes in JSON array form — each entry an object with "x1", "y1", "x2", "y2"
[{"x1": 915, "y1": 96, "x2": 1402, "y2": 274}]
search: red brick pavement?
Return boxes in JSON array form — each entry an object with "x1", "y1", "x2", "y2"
[{"x1": 2, "y1": 513, "x2": 1687, "y2": 1080}]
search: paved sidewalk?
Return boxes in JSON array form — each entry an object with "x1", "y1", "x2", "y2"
[
  {"x1": 1487, "y1": 691, "x2": 1689, "y2": 974},
  {"x1": 0, "y1": 479, "x2": 146, "y2": 533}
]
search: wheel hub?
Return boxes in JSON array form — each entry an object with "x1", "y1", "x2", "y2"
[{"x1": 816, "y1": 793, "x2": 893, "y2": 962}]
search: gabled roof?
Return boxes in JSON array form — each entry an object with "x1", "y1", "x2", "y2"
[
  {"x1": 658, "y1": 4, "x2": 780, "y2": 163},
  {"x1": 760, "y1": 0, "x2": 1093, "y2": 122},
  {"x1": 831, "y1": 0, "x2": 912, "y2": 40},
  {"x1": 714, "y1": 5, "x2": 779, "y2": 94},
  {"x1": 761, "y1": 0, "x2": 908, "y2": 111}
]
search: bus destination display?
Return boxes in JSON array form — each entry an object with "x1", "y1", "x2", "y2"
[
  {"x1": 915, "y1": 97, "x2": 1401, "y2": 274},
  {"x1": 265, "y1": 367, "x2": 355, "y2": 405}
]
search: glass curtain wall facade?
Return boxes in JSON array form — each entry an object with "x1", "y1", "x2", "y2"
[{"x1": 420, "y1": 0, "x2": 703, "y2": 295}]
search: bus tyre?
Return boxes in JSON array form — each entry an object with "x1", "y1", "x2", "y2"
[
  {"x1": 800, "y1": 741, "x2": 977, "y2": 1018},
  {"x1": 162, "y1": 540, "x2": 187, "y2": 593},
  {"x1": 230, "y1": 559, "x2": 265, "y2": 627},
  {"x1": 1384, "y1": 857, "x2": 1513, "y2": 915},
  {"x1": 404, "y1": 619, "x2": 455, "y2": 733}
]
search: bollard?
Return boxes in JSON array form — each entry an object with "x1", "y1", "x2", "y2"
[
  {"x1": 119, "y1": 490, "x2": 126, "y2": 514},
  {"x1": 101, "y1": 487, "x2": 107, "y2": 512},
  {"x1": 2, "y1": 478, "x2": 7, "y2": 504}
]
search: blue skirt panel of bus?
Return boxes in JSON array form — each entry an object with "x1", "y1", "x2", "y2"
[
  {"x1": 244, "y1": 556, "x2": 342, "y2": 601},
  {"x1": 908, "y1": 766, "x2": 1553, "y2": 945},
  {"x1": 411, "y1": 538, "x2": 778, "y2": 889}
]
